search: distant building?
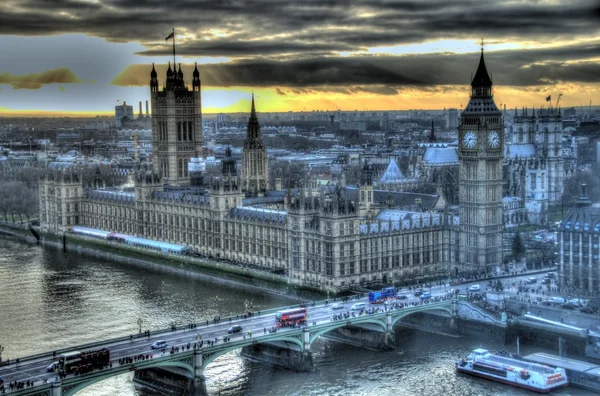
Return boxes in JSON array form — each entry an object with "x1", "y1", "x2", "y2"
[
  {"x1": 115, "y1": 102, "x2": 134, "y2": 127},
  {"x1": 446, "y1": 108, "x2": 458, "y2": 131},
  {"x1": 563, "y1": 107, "x2": 576, "y2": 119},
  {"x1": 339, "y1": 121, "x2": 366, "y2": 132},
  {"x1": 505, "y1": 107, "x2": 565, "y2": 224},
  {"x1": 57, "y1": 132, "x2": 81, "y2": 142},
  {"x1": 558, "y1": 184, "x2": 599, "y2": 294}
]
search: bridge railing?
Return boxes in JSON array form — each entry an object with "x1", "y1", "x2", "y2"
[
  {"x1": 3, "y1": 382, "x2": 51, "y2": 395},
  {"x1": 0, "y1": 294, "x2": 449, "y2": 367}
]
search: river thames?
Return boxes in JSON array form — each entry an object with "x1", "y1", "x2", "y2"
[{"x1": 0, "y1": 236, "x2": 587, "y2": 395}]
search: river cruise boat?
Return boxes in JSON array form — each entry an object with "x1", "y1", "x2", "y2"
[{"x1": 456, "y1": 348, "x2": 568, "y2": 393}]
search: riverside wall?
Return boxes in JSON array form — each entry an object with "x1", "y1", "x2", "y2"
[{"x1": 0, "y1": 223, "x2": 320, "y2": 299}]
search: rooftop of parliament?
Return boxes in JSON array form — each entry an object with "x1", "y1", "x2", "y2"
[{"x1": 40, "y1": 54, "x2": 505, "y2": 292}]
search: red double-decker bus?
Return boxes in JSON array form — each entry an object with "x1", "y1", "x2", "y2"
[{"x1": 275, "y1": 308, "x2": 307, "y2": 327}]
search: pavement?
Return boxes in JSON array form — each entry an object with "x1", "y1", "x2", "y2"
[{"x1": 0, "y1": 291, "x2": 448, "y2": 388}]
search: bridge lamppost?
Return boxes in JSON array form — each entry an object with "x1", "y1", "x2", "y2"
[
  {"x1": 137, "y1": 318, "x2": 143, "y2": 334},
  {"x1": 0, "y1": 344, "x2": 4, "y2": 363}
]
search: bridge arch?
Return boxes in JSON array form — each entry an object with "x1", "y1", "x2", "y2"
[
  {"x1": 309, "y1": 318, "x2": 387, "y2": 344},
  {"x1": 62, "y1": 360, "x2": 195, "y2": 396},
  {"x1": 390, "y1": 304, "x2": 453, "y2": 327},
  {"x1": 201, "y1": 335, "x2": 305, "y2": 369}
]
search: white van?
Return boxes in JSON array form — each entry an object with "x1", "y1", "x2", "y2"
[
  {"x1": 351, "y1": 302, "x2": 366, "y2": 311},
  {"x1": 550, "y1": 297, "x2": 566, "y2": 305}
]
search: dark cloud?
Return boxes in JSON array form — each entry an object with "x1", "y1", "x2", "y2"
[
  {"x1": 6, "y1": 0, "x2": 598, "y2": 92},
  {"x1": 138, "y1": 40, "x2": 355, "y2": 57},
  {"x1": 0, "y1": 67, "x2": 83, "y2": 89},
  {"x1": 1, "y1": 0, "x2": 599, "y2": 57},
  {"x1": 112, "y1": 43, "x2": 600, "y2": 90}
]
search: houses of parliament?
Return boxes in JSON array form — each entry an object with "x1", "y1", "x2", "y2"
[{"x1": 40, "y1": 52, "x2": 504, "y2": 291}]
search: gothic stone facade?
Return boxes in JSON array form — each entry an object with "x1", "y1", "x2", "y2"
[
  {"x1": 458, "y1": 50, "x2": 504, "y2": 274},
  {"x1": 150, "y1": 63, "x2": 203, "y2": 186},
  {"x1": 39, "y1": 55, "x2": 510, "y2": 290},
  {"x1": 505, "y1": 107, "x2": 565, "y2": 224},
  {"x1": 39, "y1": 167, "x2": 458, "y2": 291},
  {"x1": 558, "y1": 186, "x2": 600, "y2": 294}
]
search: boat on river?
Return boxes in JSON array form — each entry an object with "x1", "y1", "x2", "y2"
[{"x1": 456, "y1": 348, "x2": 568, "y2": 393}]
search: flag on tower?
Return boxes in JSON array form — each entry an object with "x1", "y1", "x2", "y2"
[
  {"x1": 165, "y1": 31, "x2": 174, "y2": 41},
  {"x1": 546, "y1": 95, "x2": 551, "y2": 102}
]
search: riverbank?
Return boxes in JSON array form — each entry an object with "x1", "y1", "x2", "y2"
[{"x1": 0, "y1": 222, "x2": 322, "y2": 302}]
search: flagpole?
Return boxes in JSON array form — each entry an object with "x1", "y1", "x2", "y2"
[{"x1": 172, "y1": 28, "x2": 176, "y2": 67}]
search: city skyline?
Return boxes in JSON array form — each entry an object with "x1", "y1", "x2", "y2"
[{"x1": 1, "y1": 0, "x2": 599, "y2": 117}]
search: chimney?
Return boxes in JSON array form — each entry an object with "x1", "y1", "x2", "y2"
[
  {"x1": 145, "y1": 101, "x2": 149, "y2": 117},
  {"x1": 577, "y1": 183, "x2": 592, "y2": 207},
  {"x1": 138, "y1": 101, "x2": 143, "y2": 119}
]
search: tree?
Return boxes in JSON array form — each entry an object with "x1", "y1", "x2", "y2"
[
  {"x1": 512, "y1": 231, "x2": 526, "y2": 261},
  {"x1": 562, "y1": 165, "x2": 600, "y2": 206},
  {"x1": 0, "y1": 181, "x2": 38, "y2": 223},
  {"x1": 269, "y1": 161, "x2": 309, "y2": 189},
  {"x1": 494, "y1": 279, "x2": 504, "y2": 292}
]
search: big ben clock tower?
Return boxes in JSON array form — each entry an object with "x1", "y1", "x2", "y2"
[{"x1": 458, "y1": 44, "x2": 503, "y2": 275}]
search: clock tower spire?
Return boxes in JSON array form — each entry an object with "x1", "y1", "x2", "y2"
[{"x1": 457, "y1": 43, "x2": 503, "y2": 276}]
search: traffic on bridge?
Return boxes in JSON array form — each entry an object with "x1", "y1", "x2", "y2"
[{"x1": 0, "y1": 286, "x2": 457, "y2": 394}]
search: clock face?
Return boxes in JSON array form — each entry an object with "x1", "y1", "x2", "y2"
[
  {"x1": 463, "y1": 130, "x2": 477, "y2": 149},
  {"x1": 488, "y1": 130, "x2": 500, "y2": 149}
]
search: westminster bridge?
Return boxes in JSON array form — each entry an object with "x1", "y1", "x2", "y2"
[{"x1": 0, "y1": 297, "x2": 504, "y2": 395}]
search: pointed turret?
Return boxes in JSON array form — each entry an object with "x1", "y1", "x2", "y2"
[
  {"x1": 150, "y1": 63, "x2": 158, "y2": 92},
  {"x1": 241, "y1": 90, "x2": 269, "y2": 196},
  {"x1": 244, "y1": 91, "x2": 262, "y2": 148},
  {"x1": 471, "y1": 50, "x2": 492, "y2": 88},
  {"x1": 177, "y1": 63, "x2": 184, "y2": 80},
  {"x1": 192, "y1": 62, "x2": 201, "y2": 92},
  {"x1": 429, "y1": 120, "x2": 436, "y2": 143},
  {"x1": 470, "y1": 41, "x2": 493, "y2": 98},
  {"x1": 166, "y1": 62, "x2": 173, "y2": 78}
]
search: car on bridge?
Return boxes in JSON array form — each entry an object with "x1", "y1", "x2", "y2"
[
  {"x1": 396, "y1": 294, "x2": 408, "y2": 300},
  {"x1": 228, "y1": 325, "x2": 243, "y2": 333},
  {"x1": 414, "y1": 289, "x2": 424, "y2": 297},
  {"x1": 469, "y1": 285, "x2": 481, "y2": 292},
  {"x1": 526, "y1": 277, "x2": 537, "y2": 284},
  {"x1": 330, "y1": 303, "x2": 344, "y2": 310},
  {"x1": 420, "y1": 293, "x2": 432, "y2": 300},
  {"x1": 151, "y1": 340, "x2": 168, "y2": 349},
  {"x1": 351, "y1": 302, "x2": 366, "y2": 311},
  {"x1": 47, "y1": 361, "x2": 59, "y2": 372},
  {"x1": 581, "y1": 306, "x2": 599, "y2": 314}
]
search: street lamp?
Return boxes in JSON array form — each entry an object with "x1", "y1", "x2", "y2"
[{"x1": 0, "y1": 344, "x2": 4, "y2": 363}]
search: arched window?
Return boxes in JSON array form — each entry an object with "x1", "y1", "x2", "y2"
[
  {"x1": 182, "y1": 122, "x2": 187, "y2": 141},
  {"x1": 518, "y1": 127, "x2": 524, "y2": 143},
  {"x1": 177, "y1": 122, "x2": 182, "y2": 141},
  {"x1": 188, "y1": 121, "x2": 193, "y2": 141}
]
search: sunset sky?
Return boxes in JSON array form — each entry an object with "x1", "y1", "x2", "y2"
[{"x1": 1, "y1": 0, "x2": 599, "y2": 116}]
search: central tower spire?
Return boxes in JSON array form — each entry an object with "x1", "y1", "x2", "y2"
[
  {"x1": 471, "y1": 41, "x2": 493, "y2": 97},
  {"x1": 241, "y1": 92, "x2": 269, "y2": 197}
]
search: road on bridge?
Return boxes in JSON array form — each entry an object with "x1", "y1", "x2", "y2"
[{"x1": 0, "y1": 270, "x2": 551, "y2": 390}]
